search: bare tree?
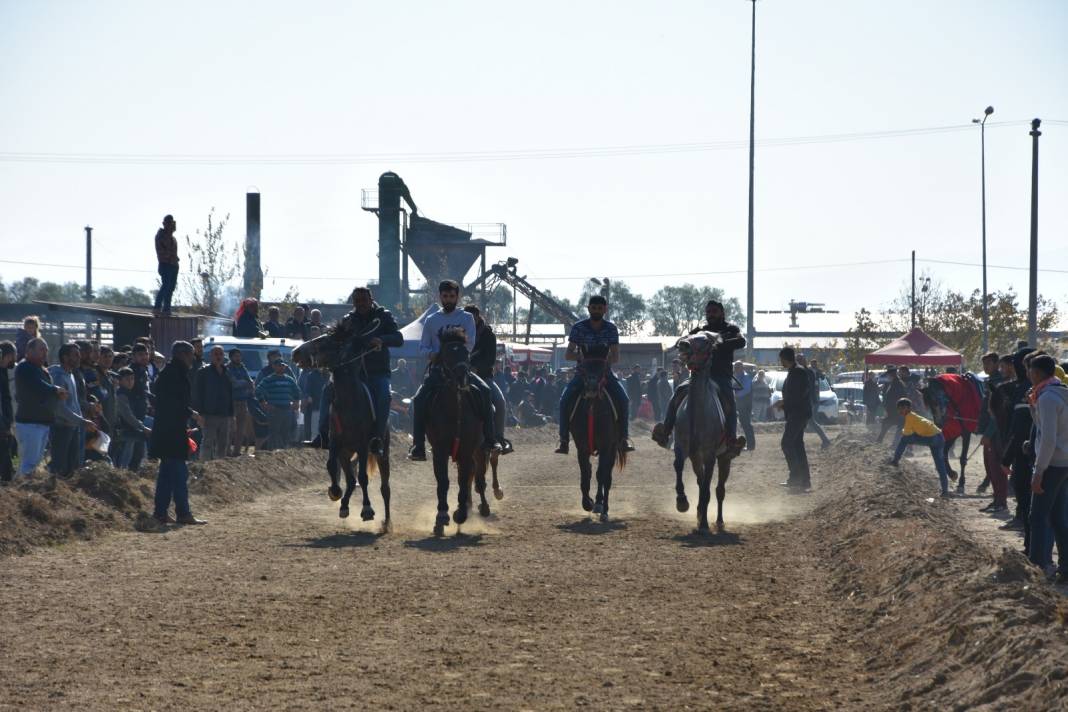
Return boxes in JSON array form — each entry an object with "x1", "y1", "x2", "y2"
[{"x1": 181, "y1": 209, "x2": 242, "y2": 315}]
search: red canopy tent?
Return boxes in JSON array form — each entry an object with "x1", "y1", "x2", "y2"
[{"x1": 864, "y1": 327, "x2": 963, "y2": 367}]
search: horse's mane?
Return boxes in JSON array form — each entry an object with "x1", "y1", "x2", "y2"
[{"x1": 439, "y1": 326, "x2": 467, "y2": 344}]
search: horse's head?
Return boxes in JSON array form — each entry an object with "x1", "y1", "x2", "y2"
[
  {"x1": 920, "y1": 378, "x2": 948, "y2": 426},
  {"x1": 675, "y1": 331, "x2": 722, "y2": 373},
  {"x1": 579, "y1": 344, "x2": 611, "y2": 396},
  {"x1": 438, "y1": 327, "x2": 471, "y2": 384},
  {"x1": 292, "y1": 331, "x2": 343, "y2": 369}
]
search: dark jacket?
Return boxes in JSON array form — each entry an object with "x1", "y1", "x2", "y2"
[
  {"x1": 978, "y1": 372, "x2": 1003, "y2": 438},
  {"x1": 300, "y1": 369, "x2": 329, "y2": 409},
  {"x1": 881, "y1": 376, "x2": 906, "y2": 409},
  {"x1": 13, "y1": 360, "x2": 61, "y2": 425},
  {"x1": 1, "y1": 364, "x2": 13, "y2": 431},
  {"x1": 339, "y1": 304, "x2": 403, "y2": 377},
  {"x1": 264, "y1": 320, "x2": 285, "y2": 338},
  {"x1": 689, "y1": 321, "x2": 746, "y2": 379},
  {"x1": 285, "y1": 318, "x2": 308, "y2": 340},
  {"x1": 626, "y1": 373, "x2": 643, "y2": 400},
  {"x1": 862, "y1": 379, "x2": 880, "y2": 409},
  {"x1": 114, "y1": 388, "x2": 149, "y2": 440},
  {"x1": 15, "y1": 329, "x2": 33, "y2": 361},
  {"x1": 228, "y1": 362, "x2": 255, "y2": 402},
  {"x1": 1002, "y1": 348, "x2": 1036, "y2": 466},
  {"x1": 148, "y1": 359, "x2": 193, "y2": 460},
  {"x1": 129, "y1": 362, "x2": 151, "y2": 419},
  {"x1": 193, "y1": 363, "x2": 235, "y2": 417},
  {"x1": 470, "y1": 324, "x2": 497, "y2": 381},
  {"x1": 233, "y1": 311, "x2": 264, "y2": 338},
  {"x1": 805, "y1": 367, "x2": 820, "y2": 407},
  {"x1": 782, "y1": 365, "x2": 812, "y2": 420}
]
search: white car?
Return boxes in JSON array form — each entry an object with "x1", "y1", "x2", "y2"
[
  {"x1": 765, "y1": 370, "x2": 839, "y2": 424},
  {"x1": 201, "y1": 335, "x2": 302, "y2": 373}
]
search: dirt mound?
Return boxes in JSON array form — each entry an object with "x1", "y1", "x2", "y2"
[
  {"x1": 0, "y1": 448, "x2": 327, "y2": 557},
  {"x1": 809, "y1": 433, "x2": 1068, "y2": 710}
]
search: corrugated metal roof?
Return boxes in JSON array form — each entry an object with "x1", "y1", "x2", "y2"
[{"x1": 33, "y1": 300, "x2": 228, "y2": 322}]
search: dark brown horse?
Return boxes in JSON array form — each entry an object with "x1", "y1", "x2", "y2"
[
  {"x1": 293, "y1": 326, "x2": 392, "y2": 530},
  {"x1": 671, "y1": 332, "x2": 732, "y2": 533},
  {"x1": 566, "y1": 344, "x2": 627, "y2": 522},
  {"x1": 426, "y1": 328, "x2": 500, "y2": 535}
]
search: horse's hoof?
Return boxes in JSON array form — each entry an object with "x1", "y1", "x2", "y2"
[
  {"x1": 716, "y1": 522, "x2": 725, "y2": 534},
  {"x1": 581, "y1": 495, "x2": 594, "y2": 512},
  {"x1": 338, "y1": 506, "x2": 350, "y2": 519},
  {"x1": 592, "y1": 502, "x2": 604, "y2": 515},
  {"x1": 435, "y1": 512, "x2": 451, "y2": 528},
  {"x1": 676, "y1": 495, "x2": 690, "y2": 513},
  {"x1": 599, "y1": 511, "x2": 609, "y2": 523},
  {"x1": 360, "y1": 506, "x2": 375, "y2": 522},
  {"x1": 493, "y1": 488, "x2": 504, "y2": 501},
  {"x1": 433, "y1": 524, "x2": 445, "y2": 537},
  {"x1": 327, "y1": 485, "x2": 342, "y2": 502},
  {"x1": 478, "y1": 502, "x2": 491, "y2": 518},
  {"x1": 453, "y1": 508, "x2": 468, "y2": 525},
  {"x1": 696, "y1": 523, "x2": 709, "y2": 535},
  {"x1": 381, "y1": 520, "x2": 392, "y2": 534}
]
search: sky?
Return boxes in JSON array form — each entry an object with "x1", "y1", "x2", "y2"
[{"x1": 1, "y1": 0, "x2": 1066, "y2": 333}]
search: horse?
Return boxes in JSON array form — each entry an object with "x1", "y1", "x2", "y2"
[
  {"x1": 921, "y1": 373, "x2": 982, "y2": 494},
  {"x1": 671, "y1": 331, "x2": 732, "y2": 533},
  {"x1": 566, "y1": 344, "x2": 627, "y2": 522},
  {"x1": 426, "y1": 327, "x2": 501, "y2": 536},
  {"x1": 292, "y1": 325, "x2": 392, "y2": 530}
]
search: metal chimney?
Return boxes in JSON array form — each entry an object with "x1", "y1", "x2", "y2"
[{"x1": 244, "y1": 192, "x2": 263, "y2": 299}]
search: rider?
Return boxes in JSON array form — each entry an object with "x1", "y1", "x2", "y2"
[
  {"x1": 464, "y1": 304, "x2": 513, "y2": 454},
  {"x1": 652, "y1": 299, "x2": 747, "y2": 455},
  {"x1": 309, "y1": 286, "x2": 402, "y2": 457},
  {"x1": 554, "y1": 294, "x2": 634, "y2": 455},
  {"x1": 408, "y1": 280, "x2": 502, "y2": 461}
]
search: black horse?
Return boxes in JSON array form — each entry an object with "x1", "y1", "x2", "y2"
[
  {"x1": 565, "y1": 344, "x2": 627, "y2": 522},
  {"x1": 426, "y1": 328, "x2": 501, "y2": 535},
  {"x1": 293, "y1": 326, "x2": 391, "y2": 529}
]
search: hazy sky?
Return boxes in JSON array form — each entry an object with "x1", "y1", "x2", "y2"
[{"x1": 1, "y1": 0, "x2": 1065, "y2": 331}]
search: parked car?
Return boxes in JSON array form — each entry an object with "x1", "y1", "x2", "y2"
[
  {"x1": 832, "y1": 381, "x2": 867, "y2": 422},
  {"x1": 765, "y1": 370, "x2": 840, "y2": 424},
  {"x1": 201, "y1": 335, "x2": 301, "y2": 372}
]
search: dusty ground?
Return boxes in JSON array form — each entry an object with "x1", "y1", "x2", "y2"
[{"x1": 1, "y1": 425, "x2": 1067, "y2": 711}]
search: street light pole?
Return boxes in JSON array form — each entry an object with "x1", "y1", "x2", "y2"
[
  {"x1": 973, "y1": 106, "x2": 993, "y2": 353},
  {"x1": 745, "y1": 0, "x2": 757, "y2": 358},
  {"x1": 1027, "y1": 118, "x2": 1041, "y2": 345}
]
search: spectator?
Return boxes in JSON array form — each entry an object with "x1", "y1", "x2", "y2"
[
  {"x1": 299, "y1": 365, "x2": 329, "y2": 442},
  {"x1": 112, "y1": 367, "x2": 151, "y2": 470},
  {"x1": 889, "y1": 397, "x2": 952, "y2": 497},
  {"x1": 1027, "y1": 354, "x2": 1068, "y2": 583},
  {"x1": 96, "y1": 346, "x2": 118, "y2": 449},
  {"x1": 308, "y1": 325, "x2": 322, "y2": 339},
  {"x1": 1001, "y1": 347, "x2": 1036, "y2": 548},
  {"x1": 263, "y1": 306, "x2": 285, "y2": 338},
  {"x1": 775, "y1": 347, "x2": 811, "y2": 492},
  {"x1": 308, "y1": 308, "x2": 324, "y2": 334},
  {"x1": 127, "y1": 344, "x2": 153, "y2": 470},
  {"x1": 626, "y1": 365, "x2": 643, "y2": 420},
  {"x1": 149, "y1": 341, "x2": 206, "y2": 526},
  {"x1": 392, "y1": 358, "x2": 416, "y2": 398},
  {"x1": 508, "y1": 370, "x2": 530, "y2": 407},
  {"x1": 233, "y1": 298, "x2": 265, "y2": 338},
  {"x1": 751, "y1": 370, "x2": 772, "y2": 423},
  {"x1": 646, "y1": 370, "x2": 664, "y2": 421},
  {"x1": 977, "y1": 352, "x2": 1008, "y2": 511},
  {"x1": 796, "y1": 354, "x2": 831, "y2": 449},
  {"x1": 465, "y1": 305, "x2": 510, "y2": 453},
  {"x1": 152, "y1": 214, "x2": 180, "y2": 317},
  {"x1": 192, "y1": 345, "x2": 234, "y2": 460},
  {"x1": 256, "y1": 358, "x2": 301, "y2": 450},
  {"x1": 255, "y1": 349, "x2": 295, "y2": 386},
  {"x1": 14, "y1": 339, "x2": 69, "y2": 476},
  {"x1": 227, "y1": 348, "x2": 255, "y2": 457},
  {"x1": 877, "y1": 366, "x2": 907, "y2": 445},
  {"x1": 47, "y1": 344, "x2": 96, "y2": 476},
  {"x1": 671, "y1": 358, "x2": 686, "y2": 391},
  {"x1": 862, "y1": 371, "x2": 881, "y2": 426},
  {"x1": 0, "y1": 341, "x2": 14, "y2": 482},
  {"x1": 493, "y1": 360, "x2": 510, "y2": 402},
  {"x1": 734, "y1": 361, "x2": 755, "y2": 451},
  {"x1": 15, "y1": 316, "x2": 40, "y2": 361},
  {"x1": 285, "y1": 306, "x2": 308, "y2": 340}
]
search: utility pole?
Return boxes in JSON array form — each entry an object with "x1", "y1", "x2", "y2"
[
  {"x1": 1027, "y1": 118, "x2": 1041, "y2": 345},
  {"x1": 910, "y1": 250, "x2": 916, "y2": 329},
  {"x1": 745, "y1": 0, "x2": 757, "y2": 358},
  {"x1": 973, "y1": 106, "x2": 993, "y2": 353},
  {"x1": 84, "y1": 225, "x2": 93, "y2": 301}
]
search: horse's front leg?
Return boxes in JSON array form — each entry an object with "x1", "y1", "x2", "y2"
[
  {"x1": 594, "y1": 449, "x2": 613, "y2": 522},
  {"x1": 474, "y1": 450, "x2": 491, "y2": 518},
  {"x1": 957, "y1": 433, "x2": 970, "y2": 494},
  {"x1": 326, "y1": 429, "x2": 342, "y2": 502},
  {"x1": 578, "y1": 447, "x2": 594, "y2": 512},
  {"x1": 674, "y1": 443, "x2": 689, "y2": 513},
  {"x1": 490, "y1": 451, "x2": 504, "y2": 500},
  {"x1": 715, "y1": 455, "x2": 732, "y2": 533},
  {"x1": 453, "y1": 455, "x2": 473, "y2": 525},
  {"x1": 338, "y1": 453, "x2": 357, "y2": 520},
  {"x1": 379, "y1": 451, "x2": 392, "y2": 533},
  {"x1": 432, "y1": 448, "x2": 451, "y2": 535},
  {"x1": 693, "y1": 455, "x2": 712, "y2": 533},
  {"x1": 356, "y1": 449, "x2": 375, "y2": 522}
]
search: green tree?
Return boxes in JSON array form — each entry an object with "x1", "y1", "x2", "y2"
[
  {"x1": 647, "y1": 284, "x2": 745, "y2": 336},
  {"x1": 181, "y1": 208, "x2": 242, "y2": 314},
  {"x1": 95, "y1": 286, "x2": 152, "y2": 307},
  {"x1": 843, "y1": 308, "x2": 887, "y2": 368}
]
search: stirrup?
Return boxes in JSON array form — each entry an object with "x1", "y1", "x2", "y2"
[{"x1": 500, "y1": 439, "x2": 514, "y2": 455}]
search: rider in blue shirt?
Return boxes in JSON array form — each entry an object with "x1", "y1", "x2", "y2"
[{"x1": 554, "y1": 294, "x2": 634, "y2": 454}]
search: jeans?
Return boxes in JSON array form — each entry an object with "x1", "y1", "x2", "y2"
[
  {"x1": 114, "y1": 439, "x2": 136, "y2": 469},
  {"x1": 1029, "y1": 466, "x2": 1068, "y2": 572},
  {"x1": 367, "y1": 374, "x2": 391, "y2": 444},
  {"x1": 781, "y1": 415, "x2": 810, "y2": 488},
  {"x1": 128, "y1": 439, "x2": 146, "y2": 471},
  {"x1": 14, "y1": 423, "x2": 50, "y2": 476},
  {"x1": 807, "y1": 417, "x2": 831, "y2": 446},
  {"x1": 154, "y1": 262, "x2": 179, "y2": 313},
  {"x1": 558, "y1": 372, "x2": 629, "y2": 442},
  {"x1": 1010, "y1": 453, "x2": 1034, "y2": 554},
  {"x1": 154, "y1": 457, "x2": 191, "y2": 518},
  {"x1": 737, "y1": 394, "x2": 755, "y2": 449},
  {"x1": 893, "y1": 432, "x2": 950, "y2": 494},
  {"x1": 48, "y1": 425, "x2": 80, "y2": 476},
  {"x1": 0, "y1": 434, "x2": 12, "y2": 482},
  {"x1": 265, "y1": 407, "x2": 292, "y2": 450}
]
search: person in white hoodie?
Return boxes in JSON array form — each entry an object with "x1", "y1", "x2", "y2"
[{"x1": 1027, "y1": 354, "x2": 1068, "y2": 583}]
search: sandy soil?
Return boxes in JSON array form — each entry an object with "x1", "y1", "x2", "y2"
[{"x1": 1, "y1": 425, "x2": 1066, "y2": 710}]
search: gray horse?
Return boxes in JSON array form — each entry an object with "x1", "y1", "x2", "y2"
[{"x1": 672, "y1": 331, "x2": 733, "y2": 533}]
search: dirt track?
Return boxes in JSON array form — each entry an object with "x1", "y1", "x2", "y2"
[{"x1": 2, "y1": 425, "x2": 1066, "y2": 711}]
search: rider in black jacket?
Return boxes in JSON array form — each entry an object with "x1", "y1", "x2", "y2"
[{"x1": 465, "y1": 305, "x2": 512, "y2": 454}]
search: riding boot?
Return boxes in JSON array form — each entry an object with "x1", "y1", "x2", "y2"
[
  {"x1": 653, "y1": 385, "x2": 688, "y2": 447},
  {"x1": 408, "y1": 387, "x2": 431, "y2": 461}
]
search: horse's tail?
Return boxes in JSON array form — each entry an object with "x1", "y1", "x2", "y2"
[
  {"x1": 615, "y1": 445, "x2": 627, "y2": 472},
  {"x1": 368, "y1": 452, "x2": 378, "y2": 477}
]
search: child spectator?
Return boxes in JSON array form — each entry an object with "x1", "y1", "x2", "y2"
[
  {"x1": 113, "y1": 367, "x2": 151, "y2": 469},
  {"x1": 889, "y1": 397, "x2": 952, "y2": 498}
]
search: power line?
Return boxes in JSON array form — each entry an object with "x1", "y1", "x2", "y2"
[{"x1": 0, "y1": 120, "x2": 1058, "y2": 166}]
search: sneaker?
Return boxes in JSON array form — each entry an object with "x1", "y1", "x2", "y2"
[
  {"x1": 939, "y1": 490, "x2": 953, "y2": 499},
  {"x1": 153, "y1": 513, "x2": 175, "y2": 525},
  {"x1": 176, "y1": 514, "x2": 207, "y2": 525},
  {"x1": 998, "y1": 518, "x2": 1025, "y2": 531},
  {"x1": 622, "y1": 439, "x2": 636, "y2": 453},
  {"x1": 554, "y1": 441, "x2": 569, "y2": 455},
  {"x1": 408, "y1": 445, "x2": 427, "y2": 462},
  {"x1": 1052, "y1": 571, "x2": 1068, "y2": 585},
  {"x1": 988, "y1": 503, "x2": 1008, "y2": 513},
  {"x1": 821, "y1": 440, "x2": 831, "y2": 450}
]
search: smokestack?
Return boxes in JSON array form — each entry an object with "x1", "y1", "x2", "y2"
[{"x1": 244, "y1": 192, "x2": 263, "y2": 299}]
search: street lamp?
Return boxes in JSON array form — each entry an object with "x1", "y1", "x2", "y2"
[{"x1": 972, "y1": 105, "x2": 994, "y2": 353}]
